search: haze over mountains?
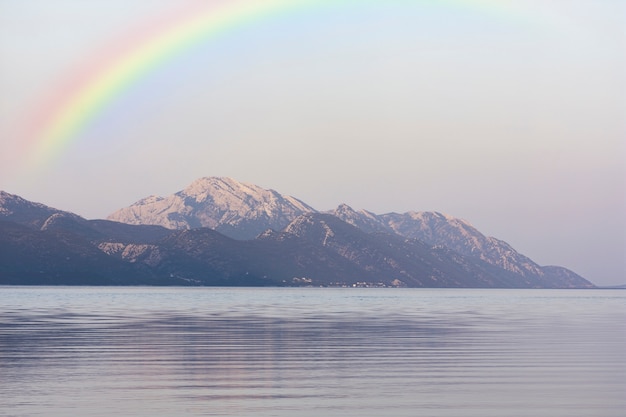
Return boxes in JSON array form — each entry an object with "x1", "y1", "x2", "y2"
[{"x1": 1, "y1": 177, "x2": 594, "y2": 288}]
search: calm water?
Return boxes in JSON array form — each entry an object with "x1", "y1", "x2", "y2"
[{"x1": 1, "y1": 287, "x2": 624, "y2": 417}]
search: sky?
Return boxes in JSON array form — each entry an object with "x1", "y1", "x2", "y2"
[{"x1": 0, "y1": 0, "x2": 624, "y2": 286}]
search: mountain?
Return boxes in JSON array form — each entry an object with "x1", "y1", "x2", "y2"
[
  {"x1": 1, "y1": 182, "x2": 595, "y2": 288},
  {"x1": 107, "y1": 177, "x2": 316, "y2": 239},
  {"x1": 329, "y1": 205, "x2": 537, "y2": 271},
  {"x1": 0, "y1": 191, "x2": 81, "y2": 228},
  {"x1": 106, "y1": 177, "x2": 592, "y2": 288},
  {"x1": 0, "y1": 192, "x2": 370, "y2": 286},
  {"x1": 0, "y1": 219, "x2": 163, "y2": 285},
  {"x1": 271, "y1": 213, "x2": 522, "y2": 287},
  {"x1": 329, "y1": 205, "x2": 591, "y2": 288},
  {"x1": 0, "y1": 193, "x2": 181, "y2": 285}
]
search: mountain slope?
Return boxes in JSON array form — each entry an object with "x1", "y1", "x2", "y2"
[
  {"x1": 0, "y1": 191, "x2": 81, "y2": 229},
  {"x1": 278, "y1": 213, "x2": 529, "y2": 288},
  {"x1": 106, "y1": 178, "x2": 591, "y2": 288},
  {"x1": 330, "y1": 205, "x2": 592, "y2": 288},
  {"x1": 381, "y1": 211, "x2": 544, "y2": 276},
  {"x1": 0, "y1": 220, "x2": 162, "y2": 285},
  {"x1": 107, "y1": 177, "x2": 316, "y2": 239},
  {"x1": 2, "y1": 184, "x2": 595, "y2": 288}
]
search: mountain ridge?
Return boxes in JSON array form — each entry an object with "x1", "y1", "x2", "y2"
[
  {"x1": 107, "y1": 177, "x2": 316, "y2": 239},
  {"x1": 0, "y1": 179, "x2": 594, "y2": 288}
]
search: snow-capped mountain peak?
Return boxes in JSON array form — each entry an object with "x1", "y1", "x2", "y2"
[{"x1": 107, "y1": 177, "x2": 316, "y2": 239}]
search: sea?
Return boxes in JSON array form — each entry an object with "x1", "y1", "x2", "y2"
[{"x1": 1, "y1": 287, "x2": 624, "y2": 417}]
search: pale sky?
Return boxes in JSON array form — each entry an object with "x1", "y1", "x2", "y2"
[{"x1": 0, "y1": 0, "x2": 624, "y2": 286}]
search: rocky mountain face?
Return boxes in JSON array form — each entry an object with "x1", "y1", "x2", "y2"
[
  {"x1": 329, "y1": 205, "x2": 584, "y2": 288},
  {"x1": 107, "y1": 177, "x2": 315, "y2": 239},
  {"x1": 0, "y1": 182, "x2": 595, "y2": 288},
  {"x1": 271, "y1": 213, "x2": 521, "y2": 287}
]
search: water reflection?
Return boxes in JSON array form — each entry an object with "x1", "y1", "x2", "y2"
[{"x1": 1, "y1": 288, "x2": 624, "y2": 417}]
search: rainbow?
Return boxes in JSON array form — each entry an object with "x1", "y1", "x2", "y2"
[{"x1": 23, "y1": 0, "x2": 541, "y2": 170}]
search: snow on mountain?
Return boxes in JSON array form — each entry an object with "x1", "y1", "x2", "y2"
[{"x1": 107, "y1": 177, "x2": 316, "y2": 239}]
